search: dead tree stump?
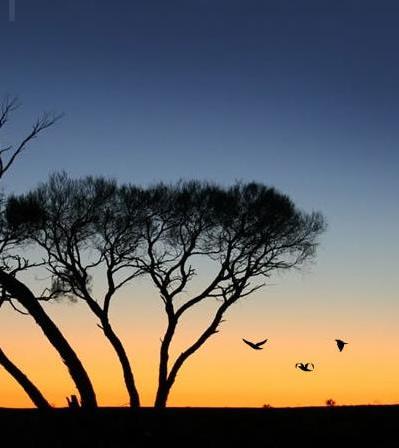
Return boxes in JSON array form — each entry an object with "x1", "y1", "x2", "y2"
[{"x1": 66, "y1": 394, "x2": 80, "y2": 409}]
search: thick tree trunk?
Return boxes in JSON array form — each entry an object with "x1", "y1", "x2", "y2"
[
  {"x1": 154, "y1": 350, "x2": 172, "y2": 408},
  {"x1": 0, "y1": 348, "x2": 51, "y2": 409},
  {"x1": 154, "y1": 379, "x2": 172, "y2": 408},
  {"x1": 101, "y1": 321, "x2": 140, "y2": 407},
  {"x1": 154, "y1": 386, "x2": 168, "y2": 409},
  {"x1": 154, "y1": 316, "x2": 177, "y2": 408},
  {"x1": 0, "y1": 270, "x2": 97, "y2": 409}
]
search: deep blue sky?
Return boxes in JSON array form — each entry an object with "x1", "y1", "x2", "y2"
[
  {"x1": 0, "y1": 0, "x2": 397, "y2": 308},
  {"x1": 2, "y1": 0, "x2": 398, "y2": 281},
  {"x1": 1, "y1": 0, "x2": 398, "y2": 199},
  {"x1": 1, "y1": 0, "x2": 399, "y2": 406}
]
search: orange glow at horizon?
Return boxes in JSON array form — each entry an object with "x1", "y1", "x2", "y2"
[{"x1": 1, "y1": 284, "x2": 399, "y2": 409}]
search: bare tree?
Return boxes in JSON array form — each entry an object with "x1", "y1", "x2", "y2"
[
  {"x1": 6, "y1": 173, "x2": 144, "y2": 407},
  {"x1": 120, "y1": 181, "x2": 326, "y2": 408},
  {"x1": 0, "y1": 98, "x2": 97, "y2": 409}
]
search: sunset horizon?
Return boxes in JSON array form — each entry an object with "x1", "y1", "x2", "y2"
[{"x1": 1, "y1": 0, "x2": 398, "y2": 422}]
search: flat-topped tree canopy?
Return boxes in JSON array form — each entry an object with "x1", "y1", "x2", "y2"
[{"x1": 121, "y1": 180, "x2": 325, "y2": 292}]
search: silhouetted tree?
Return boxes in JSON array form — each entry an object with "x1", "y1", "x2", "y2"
[
  {"x1": 8, "y1": 175, "x2": 325, "y2": 409},
  {"x1": 0, "y1": 97, "x2": 97, "y2": 409},
  {"x1": 120, "y1": 181, "x2": 326, "y2": 407},
  {"x1": 6, "y1": 173, "x2": 143, "y2": 407}
]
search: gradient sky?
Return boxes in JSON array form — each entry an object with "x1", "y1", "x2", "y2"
[{"x1": 0, "y1": 0, "x2": 398, "y2": 408}]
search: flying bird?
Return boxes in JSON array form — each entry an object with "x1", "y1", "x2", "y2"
[
  {"x1": 335, "y1": 339, "x2": 348, "y2": 352},
  {"x1": 242, "y1": 338, "x2": 268, "y2": 350},
  {"x1": 295, "y1": 362, "x2": 314, "y2": 372}
]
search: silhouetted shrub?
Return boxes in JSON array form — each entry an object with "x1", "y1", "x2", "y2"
[{"x1": 326, "y1": 398, "x2": 336, "y2": 407}]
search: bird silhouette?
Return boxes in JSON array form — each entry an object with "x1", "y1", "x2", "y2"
[
  {"x1": 242, "y1": 338, "x2": 268, "y2": 350},
  {"x1": 335, "y1": 339, "x2": 348, "y2": 352},
  {"x1": 295, "y1": 362, "x2": 314, "y2": 372}
]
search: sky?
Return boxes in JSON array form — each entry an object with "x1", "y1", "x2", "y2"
[{"x1": 0, "y1": 0, "x2": 398, "y2": 408}]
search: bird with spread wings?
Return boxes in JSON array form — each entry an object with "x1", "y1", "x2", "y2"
[{"x1": 242, "y1": 338, "x2": 268, "y2": 350}]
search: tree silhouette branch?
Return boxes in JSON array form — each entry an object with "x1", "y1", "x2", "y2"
[{"x1": 0, "y1": 97, "x2": 63, "y2": 179}]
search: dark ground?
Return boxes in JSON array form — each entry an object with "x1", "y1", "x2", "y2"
[{"x1": 0, "y1": 405, "x2": 397, "y2": 447}]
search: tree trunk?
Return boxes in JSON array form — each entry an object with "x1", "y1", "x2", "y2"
[
  {"x1": 154, "y1": 379, "x2": 172, "y2": 408},
  {"x1": 0, "y1": 348, "x2": 51, "y2": 409},
  {"x1": 154, "y1": 315, "x2": 176, "y2": 408},
  {"x1": 0, "y1": 270, "x2": 97, "y2": 409},
  {"x1": 154, "y1": 352, "x2": 171, "y2": 408},
  {"x1": 101, "y1": 320, "x2": 140, "y2": 407},
  {"x1": 83, "y1": 295, "x2": 141, "y2": 408}
]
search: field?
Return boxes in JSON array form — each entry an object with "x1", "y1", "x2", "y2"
[{"x1": 0, "y1": 405, "x2": 397, "y2": 447}]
